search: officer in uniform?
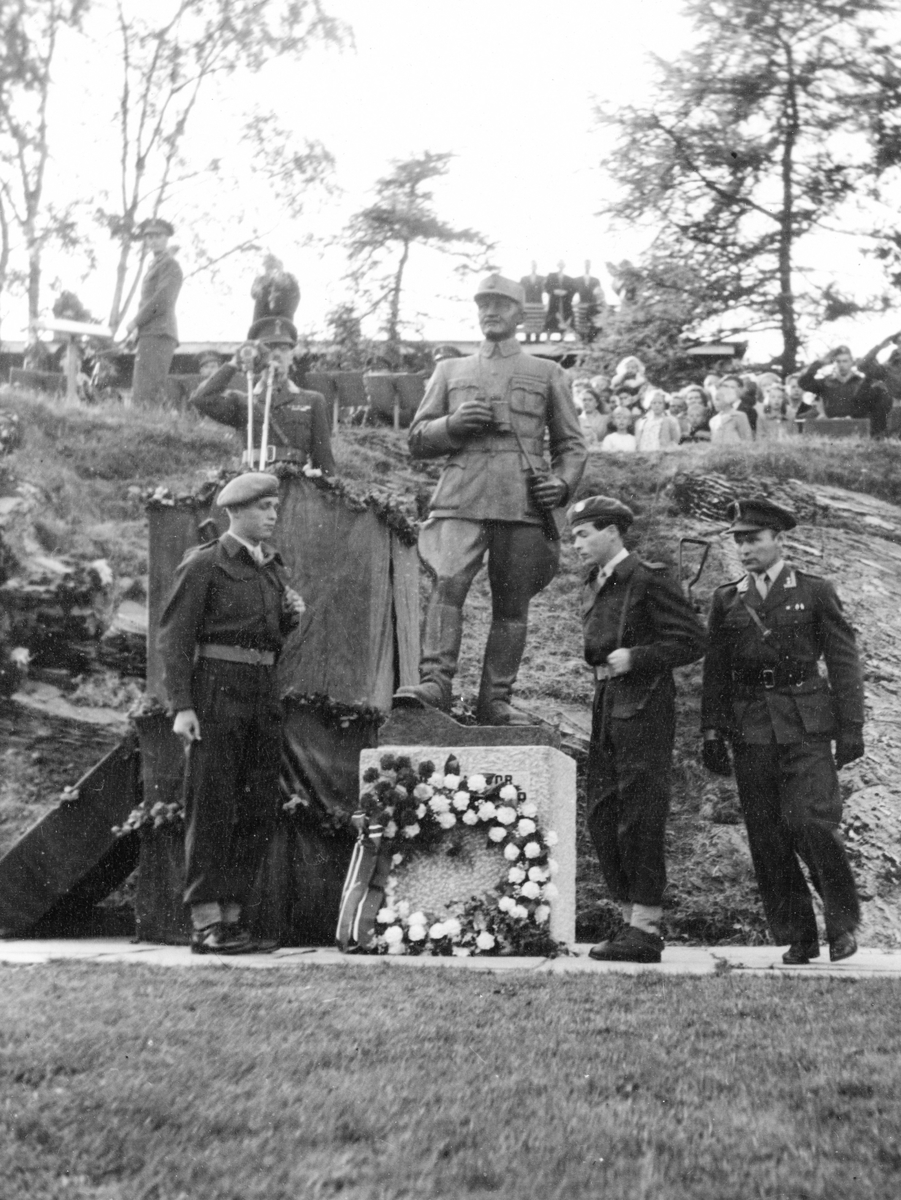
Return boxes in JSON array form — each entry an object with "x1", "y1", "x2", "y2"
[
  {"x1": 701, "y1": 497, "x2": 864, "y2": 964},
  {"x1": 394, "y1": 273, "x2": 587, "y2": 724},
  {"x1": 571, "y1": 496, "x2": 706, "y2": 963},
  {"x1": 158, "y1": 472, "x2": 304, "y2": 954},
  {"x1": 124, "y1": 217, "x2": 183, "y2": 406},
  {"x1": 190, "y1": 316, "x2": 335, "y2": 475}
]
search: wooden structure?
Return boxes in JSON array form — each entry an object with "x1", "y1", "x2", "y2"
[{"x1": 31, "y1": 317, "x2": 112, "y2": 405}]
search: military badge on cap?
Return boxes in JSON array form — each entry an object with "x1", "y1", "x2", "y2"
[
  {"x1": 247, "y1": 316, "x2": 298, "y2": 346},
  {"x1": 567, "y1": 495, "x2": 635, "y2": 529},
  {"x1": 474, "y1": 274, "x2": 526, "y2": 306},
  {"x1": 216, "y1": 472, "x2": 279, "y2": 509},
  {"x1": 725, "y1": 497, "x2": 796, "y2": 533}
]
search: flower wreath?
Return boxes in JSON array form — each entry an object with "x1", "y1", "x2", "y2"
[{"x1": 358, "y1": 754, "x2": 563, "y2": 957}]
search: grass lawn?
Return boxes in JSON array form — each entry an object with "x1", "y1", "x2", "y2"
[{"x1": 2, "y1": 965, "x2": 900, "y2": 1199}]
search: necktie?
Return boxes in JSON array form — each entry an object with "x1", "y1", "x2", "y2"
[{"x1": 756, "y1": 573, "x2": 769, "y2": 599}]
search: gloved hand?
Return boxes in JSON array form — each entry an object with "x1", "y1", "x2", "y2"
[
  {"x1": 702, "y1": 735, "x2": 732, "y2": 777},
  {"x1": 835, "y1": 732, "x2": 865, "y2": 768},
  {"x1": 529, "y1": 474, "x2": 567, "y2": 510}
]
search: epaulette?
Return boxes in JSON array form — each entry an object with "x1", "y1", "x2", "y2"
[
  {"x1": 715, "y1": 576, "x2": 745, "y2": 591},
  {"x1": 180, "y1": 538, "x2": 219, "y2": 564},
  {"x1": 793, "y1": 568, "x2": 825, "y2": 582}
]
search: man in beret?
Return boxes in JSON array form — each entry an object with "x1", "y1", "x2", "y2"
[
  {"x1": 571, "y1": 496, "x2": 706, "y2": 962},
  {"x1": 395, "y1": 274, "x2": 587, "y2": 724},
  {"x1": 158, "y1": 472, "x2": 305, "y2": 954},
  {"x1": 191, "y1": 316, "x2": 334, "y2": 475},
  {"x1": 701, "y1": 497, "x2": 864, "y2": 964},
  {"x1": 124, "y1": 217, "x2": 183, "y2": 406}
]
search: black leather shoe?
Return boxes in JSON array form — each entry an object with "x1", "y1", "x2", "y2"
[
  {"x1": 191, "y1": 922, "x2": 257, "y2": 955},
  {"x1": 829, "y1": 931, "x2": 858, "y2": 963},
  {"x1": 589, "y1": 926, "x2": 663, "y2": 964},
  {"x1": 781, "y1": 941, "x2": 820, "y2": 965}
]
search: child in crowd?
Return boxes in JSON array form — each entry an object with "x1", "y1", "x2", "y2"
[
  {"x1": 634, "y1": 388, "x2": 681, "y2": 451},
  {"x1": 579, "y1": 389, "x2": 610, "y2": 447},
  {"x1": 709, "y1": 380, "x2": 753, "y2": 445},
  {"x1": 600, "y1": 406, "x2": 637, "y2": 453}
]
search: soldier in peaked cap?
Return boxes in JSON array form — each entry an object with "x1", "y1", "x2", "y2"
[
  {"x1": 190, "y1": 316, "x2": 335, "y2": 475},
  {"x1": 158, "y1": 471, "x2": 305, "y2": 955},
  {"x1": 393, "y1": 273, "x2": 587, "y2": 725},
  {"x1": 701, "y1": 495, "x2": 864, "y2": 964},
  {"x1": 125, "y1": 216, "x2": 182, "y2": 406},
  {"x1": 569, "y1": 496, "x2": 706, "y2": 963}
]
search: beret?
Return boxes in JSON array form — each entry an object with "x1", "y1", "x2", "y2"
[
  {"x1": 217, "y1": 472, "x2": 279, "y2": 509},
  {"x1": 137, "y1": 217, "x2": 174, "y2": 237},
  {"x1": 247, "y1": 316, "x2": 297, "y2": 346},
  {"x1": 725, "y1": 497, "x2": 796, "y2": 533},
  {"x1": 474, "y1": 274, "x2": 526, "y2": 306},
  {"x1": 567, "y1": 495, "x2": 635, "y2": 529}
]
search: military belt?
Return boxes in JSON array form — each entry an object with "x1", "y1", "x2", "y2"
[
  {"x1": 198, "y1": 644, "x2": 276, "y2": 666},
  {"x1": 731, "y1": 665, "x2": 818, "y2": 690}
]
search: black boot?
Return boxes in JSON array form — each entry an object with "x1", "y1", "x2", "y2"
[
  {"x1": 476, "y1": 620, "x2": 533, "y2": 726},
  {"x1": 393, "y1": 601, "x2": 462, "y2": 713}
]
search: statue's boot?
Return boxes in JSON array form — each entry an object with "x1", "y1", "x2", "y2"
[
  {"x1": 392, "y1": 601, "x2": 462, "y2": 713},
  {"x1": 475, "y1": 620, "x2": 533, "y2": 726}
]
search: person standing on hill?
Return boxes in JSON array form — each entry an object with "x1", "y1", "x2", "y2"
[
  {"x1": 570, "y1": 496, "x2": 706, "y2": 964},
  {"x1": 701, "y1": 498, "x2": 864, "y2": 964},
  {"x1": 159, "y1": 472, "x2": 305, "y2": 955},
  {"x1": 124, "y1": 218, "x2": 183, "y2": 406},
  {"x1": 797, "y1": 345, "x2": 890, "y2": 437}
]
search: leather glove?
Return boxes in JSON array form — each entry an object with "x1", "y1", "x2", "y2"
[
  {"x1": 835, "y1": 733, "x2": 864, "y2": 769},
  {"x1": 702, "y1": 736, "x2": 732, "y2": 777}
]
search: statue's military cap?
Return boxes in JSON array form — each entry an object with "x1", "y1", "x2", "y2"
[
  {"x1": 136, "y1": 217, "x2": 174, "y2": 237},
  {"x1": 474, "y1": 274, "x2": 526, "y2": 306},
  {"x1": 217, "y1": 472, "x2": 279, "y2": 509},
  {"x1": 567, "y1": 495, "x2": 635, "y2": 530},
  {"x1": 725, "y1": 496, "x2": 796, "y2": 533},
  {"x1": 248, "y1": 316, "x2": 297, "y2": 346}
]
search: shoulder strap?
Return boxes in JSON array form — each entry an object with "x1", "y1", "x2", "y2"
[{"x1": 739, "y1": 596, "x2": 772, "y2": 642}]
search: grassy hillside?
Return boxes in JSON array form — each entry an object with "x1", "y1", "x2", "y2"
[{"x1": 2, "y1": 388, "x2": 900, "y2": 946}]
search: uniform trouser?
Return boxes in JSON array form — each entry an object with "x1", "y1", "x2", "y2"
[
  {"x1": 585, "y1": 680, "x2": 675, "y2": 907},
  {"x1": 732, "y1": 738, "x2": 859, "y2": 944},
  {"x1": 182, "y1": 660, "x2": 282, "y2": 907},
  {"x1": 132, "y1": 334, "x2": 176, "y2": 406}
]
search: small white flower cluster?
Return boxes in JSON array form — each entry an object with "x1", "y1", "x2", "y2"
[{"x1": 112, "y1": 799, "x2": 183, "y2": 837}]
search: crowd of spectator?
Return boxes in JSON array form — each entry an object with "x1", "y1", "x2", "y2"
[{"x1": 568, "y1": 341, "x2": 901, "y2": 453}]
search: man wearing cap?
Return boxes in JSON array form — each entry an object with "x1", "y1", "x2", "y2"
[
  {"x1": 395, "y1": 273, "x2": 587, "y2": 725},
  {"x1": 190, "y1": 317, "x2": 334, "y2": 475},
  {"x1": 701, "y1": 497, "x2": 864, "y2": 964},
  {"x1": 570, "y1": 496, "x2": 706, "y2": 962},
  {"x1": 124, "y1": 218, "x2": 183, "y2": 406},
  {"x1": 158, "y1": 473, "x2": 305, "y2": 954}
]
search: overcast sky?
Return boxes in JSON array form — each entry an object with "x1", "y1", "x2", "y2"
[{"x1": 11, "y1": 0, "x2": 901, "y2": 360}]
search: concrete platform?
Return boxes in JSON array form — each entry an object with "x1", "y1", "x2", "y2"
[{"x1": 1, "y1": 939, "x2": 900, "y2": 978}]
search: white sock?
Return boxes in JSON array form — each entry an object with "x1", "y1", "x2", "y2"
[
  {"x1": 620, "y1": 902, "x2": 633, "y2": 925},
  {"x1": 221, "y1": 902, "x2": 241, "y2": 926},
  {"x1": 630, "y1": 904, "x2": 663, "y2": 936},
  {"x1": 191, "y1": 902, "x2": 221, "y2": 930}
]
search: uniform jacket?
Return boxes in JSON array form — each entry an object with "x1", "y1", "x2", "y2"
[
  {"x1": 572, "y1": 275, "x2": 604, "y2": 305},
  {"x1": 158, "y1": 533, "x2": 299, "y2": 713},
  {"x1": 795, "y1": 363, "x2": 889, "y2": 426},
  {"x1": 190, "y1": 365, "x2": 335, "y2": 474},
  {"x1": 701, "y1": 566, "x2": 864, "y2": 744},
  {"x1": 519, "y1": 275, "x2": 545, "y2": 304},
  {"x1": 133, "y1": 252, "x2": 182, "y2": 340},
  {"x1": 408, "y1": 337, "x2": 587, "y2": 525},
  {"x1": 582, "y1": 554, "x2": 706, "y2": 719}
]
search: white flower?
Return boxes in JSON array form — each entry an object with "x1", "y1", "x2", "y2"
[
  {"x1": 428, "y1": 773, "x2": 445, "y2": 789},
  {"x1": 377, "y1": 907, "x2": 397, "y2": 924},
  {"x1": 516, "y1": 818, "x2": 536, "y2": 837},
  {"x1": 548, "y1": 858, "x2": 560, "y2": 877},
  {"x1": 429, "y1": 922, "x2": 447, "y2": 939},
  {"x1": 416, "y1": 804, "x2": 427, "y2": 819},
  {"x1": 396, "y1": 901, "x2": 410, "y2": 918},
  {"x1": 497, "y1": 896, "x2": 516, "y2": 913},
  {"x1": 408, "y1": 911, "x2": 426, "y2": 925},
  {"x1": 413, "y1": 783, "x2": 434, "y2": 801},
  {"x1": 527, "y1": 866, "x2": 548, "y2": 882},
  {"x1": 385, "y1": 820, "x2": 398, "y2": 838},
  {"x1": 408, "y1": 923, "x2": 427, "y2": 942},
  {"x1": 452, "y1": 790, "x2": 471, "y2": 810},
  {"x1": 499, "y1": 784, "x2": 519, "y2": 802},
  {"x1": 507, "y1": 867, "x2": 526, "y2": 884},
  {"x1": 437, "y1": 811, "x2": 457, "y2": 830},
  {"x1": 429, "y1": 794, "x2": 451, "y2": 814},
  {"x1": 512, "y1": 904, "x2": 529, "y2": 921},
  {"x1": 504, "y1": 843, "x2": 520, "y2": 861},
  {"x1": 535, "y1": 904, "x2": 551, "y2": 925},
  {"x1": 545, "y1": 830, "x2": 559, "y2": 846},
  {"x1": 467, "y1": 774, "x2": 487, "y2": 794},
  {"x1": 488, "y1": 826, "x2": 507, "y2": 843},
  {"x1": 391, "y1": 853, "x2": 405, "y2": 867},
  {"x1": 542, "y1": 882, "x2": 559, "y2": 900},
  {"x1": 524, "y1": 841, "x2": 541, "y2": 859},
  {"x1": 443, "y1": 774, "x2": 460, "y2": 790},
  {"x1": 402, "y1": 822, "x2": 421, "y2": 839},
  {"x1": 520, "y1": 881, "x2": 541, "y2": 900},
  {"x1": 452, "y1": 946, "x2": 472, "y2": 957},
  {"x1": 462, "y1": 809, "x2": 479, "y2": 825},
  {"x1": 477, "y1": 801, "x2": 497, "y2": 821},
  {"x1": 383, "y1": 925, "x2": 404, "y2": 944},
  {"x1": 495, "y1": 805, "x2": 517, "y2": 826},
  {"x1": 520, "y1": 800, "x2": 538, "y2": 818},
  {"x1": 443, "y1": 918, "x2": 462, "y2": 937},
  {"x1": 387, "y1": 940, "x2": 406, "y2": 955},
  {"x1": 475, "y1": 931, "x2": 495, "y2": 950}
]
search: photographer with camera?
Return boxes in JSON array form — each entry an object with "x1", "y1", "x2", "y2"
[
  {"x1": 394, "y1": 274, "x2": 587, "y2": 725},
  {"x1": 190, "y1": 316, "x2": 334, "y2": 475}
]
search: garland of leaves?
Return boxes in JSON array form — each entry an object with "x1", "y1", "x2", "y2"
[{"x1": 359, "y1": 754, "x2": 564, "y2": 958}]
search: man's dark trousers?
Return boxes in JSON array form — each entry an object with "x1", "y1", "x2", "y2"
[{"x1": 182, "y1": 658, "x2": 282, "y2": 907}]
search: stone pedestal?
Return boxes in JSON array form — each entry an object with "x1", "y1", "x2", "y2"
[{"x1": 360, "y1": 728, "x2": 576, "y2": 945}]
